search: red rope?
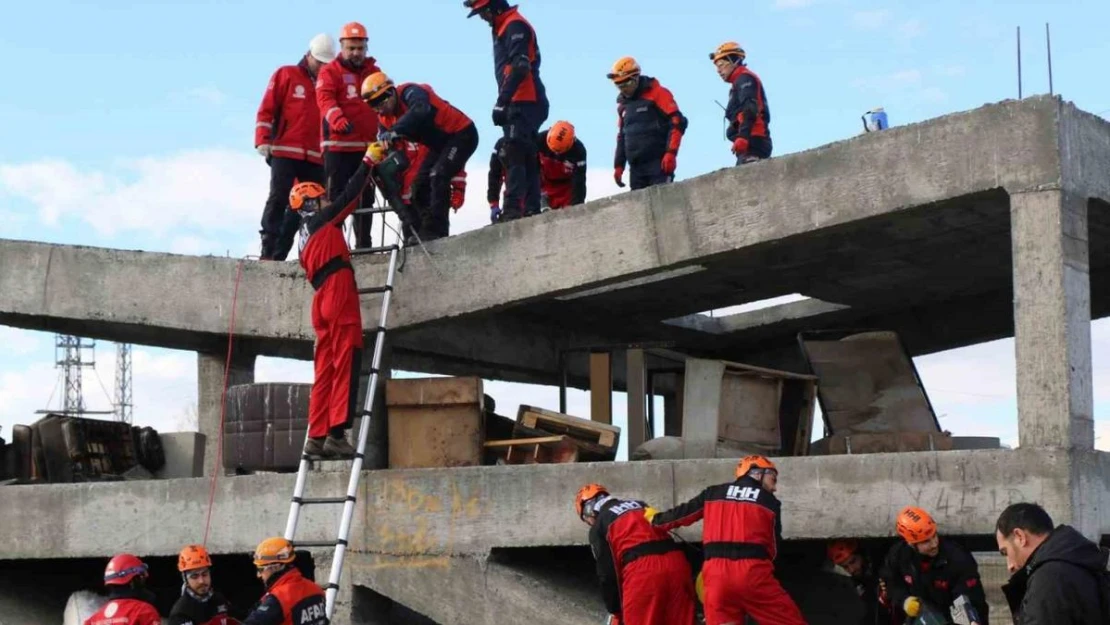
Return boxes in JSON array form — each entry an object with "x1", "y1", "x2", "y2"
[{"x1": 203, "y1": 258, "x2": 247, "y2": 547}]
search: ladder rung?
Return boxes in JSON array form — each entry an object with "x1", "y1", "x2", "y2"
[
  {"x1": 350, "y1": 245, "x2": 399, "y2": 256},
  {"x1": 354, "y1": 206, "x2": 395, "y2": 215},
  {"x1": 358, "y1": 285, "x2": 393, "y2": 295},
  {"x1": 295, "y1": 539, "x2": 348, "y2": 548},
  {"x1": 324, "y1": 583, "x2": 341, "y2": 591},
  {"x1": 294, "y1": 496, "x2": 355, "y2": 505}
]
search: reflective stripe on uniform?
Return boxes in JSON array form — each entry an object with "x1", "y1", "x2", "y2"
[
  {"x1": 321, "y1": 140, "x2": 369, "y2": 148},
  {"x1": 256, "y1": 122, "x2": 273, "y2": 128}
]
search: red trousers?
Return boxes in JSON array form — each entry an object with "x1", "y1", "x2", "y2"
[
  {"x1": 621, "y1": 551, "x2": 697, "y2": 625},
  {"x1": 702, "y1": 559, "x2": 806, "y2": 625},
  {"x1": 309, "y1": 275, "x2": 363, "y2": 438}
]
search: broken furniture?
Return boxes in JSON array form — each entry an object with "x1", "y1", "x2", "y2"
[
  {"x1": 678, "y1": 358, "x2": 818, "y2": 459},
  {"x1": 798, "y1": 329, "x2": 951, "y2": 454},
  {"x1": 385, "y1": 376, "x2": 485, "y2": 469},
  {"x1": 483, "y1": 405, "x2": 621, "y2": 465}
]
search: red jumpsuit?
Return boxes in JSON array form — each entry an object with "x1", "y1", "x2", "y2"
[
  {"x1": 84, "y1": 595, "x2": 161, "y2": 625},
  {"x1": 652, "y1": 477, "x2": 807, "y2": 625},
  {"x1": 297, "y1": 159, "x2": 370, "y2": 438},
  {"x1": 589, "y1": 496, "x2": 697, "y2": 625}
]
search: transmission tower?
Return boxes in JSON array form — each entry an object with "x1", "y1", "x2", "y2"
[
  {"x1": 115, "y1": 343, "x2": 133, "y2": 424},
  {"x1": 54, "y1": 334, "x2": 96, "y2": 415}
]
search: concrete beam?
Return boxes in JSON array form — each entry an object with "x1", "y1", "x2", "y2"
[{"x1": 1, "y1": 448, "x2": 1089, "y2": 561}]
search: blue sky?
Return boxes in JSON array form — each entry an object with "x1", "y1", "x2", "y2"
[{"x1": 1, "y1": 0, "x2": 1108, "y2": 455}]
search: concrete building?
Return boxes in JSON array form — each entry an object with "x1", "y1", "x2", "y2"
[{"x1": 0, "y1": 95, "x2": 1107, "y2": 624}]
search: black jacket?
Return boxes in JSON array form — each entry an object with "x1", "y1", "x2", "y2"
[
  {"x1": 879, "y1": 537, "x2": 989, "y2": 624},
  {"x1": 1002, "y1": 525, "x2": 1109, "y2": 625},
  {"x1": 168, "y1": 588, "x2": 236, "y2": 625}
]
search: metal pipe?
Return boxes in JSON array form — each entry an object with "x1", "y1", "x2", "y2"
[{"x1": 1046, "y1": 22, "x2": 1054, "y2": 95}]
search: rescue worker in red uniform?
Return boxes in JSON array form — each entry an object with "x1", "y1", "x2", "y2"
[
  {"x1": 464, "y1": 0, "x2": 549, "y2": 220},
  {"x1": 488, "y1": 120, "x2": 586, "y2": 218},
  {"x1": 360, "y1": 72, "x2": 478, "y2": 242},
  {"x1": 84, "y1": 554, "x2": 161, "y2": 625},
  {"x1": 710, "y1": 42, "x2": 772, "y2": 164},
  {"x1": 287, "y1": 144, "x2": 380, "y2": 458},
  {"x1": 608, "y1": 57, "x2": 688, "y2": 191},
  {"x1": 649, "y1": 455, "x2": 807, "y2": 625},
  {"x1": 879, "y1": 506, "x2": 989, "y2": 625},
  {"x1": 827, "y1": 539, "x2": 892, "y2": 625},
  {"x1": 170, "y1": 544, "x2": 240, "y2": 625},
  {"x1": 577, "y1": 483, "x2": 697, "y2": 625},
  {"x1": 316, "y1": 21, "x2": 381, "y2": 250},
  {"x1": 254, "y1": 34, "x2": 335, "y2": 262},
  {"x1": 242, "y1": 538, "x2": 327, "y2": 625}
]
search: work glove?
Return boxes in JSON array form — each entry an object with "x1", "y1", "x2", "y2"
[
  {"x1": 492, "y1": 105, "x2": 508, "y2": 127},
  {"x1": 257, "y1": 144, "x2": 272, "y2": 158},
  {"x1": 903, "y1": 597, "x2": 921, "y2": 618},
  {"x1": 490, "y1": 204, "x2": 502, "y2": 223},
  {"x1": 661, "y1": 152, "x2": 677, "y2": 175},
  {"x1": 450, "y1": 174, "x2": 467, "y2": 211},
  {"x1": 331, "y1": 116, "x2": 353, "y2": 135},
  {"x1": 643, "y1": 507, "x2": 658, "y2": 523},
  {"x1": 613, "y1": 166, "x2": 625, "y2": 188},
  {"x1": 731, "y1": 137, "x2": 749, "y2": 155},
  {"x1": 378, "y1": 130, "x2": 399, "y2": 145}
]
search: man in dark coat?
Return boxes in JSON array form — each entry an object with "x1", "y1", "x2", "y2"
[{"x1": 996, "y1": 502, "x2": 1110, "y2": 625}]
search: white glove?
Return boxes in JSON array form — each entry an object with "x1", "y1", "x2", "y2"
[{"x1": 257, "y1": 144, "x2": 272, "y2": 158}]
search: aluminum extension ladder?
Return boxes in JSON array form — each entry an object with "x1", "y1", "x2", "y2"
[{"x1": 282, "y1": 198, "x2": 403, "y2": 619}]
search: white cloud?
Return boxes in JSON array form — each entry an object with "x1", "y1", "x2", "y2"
[
  {"x1": 852, "y1": 9, "x2": 891, "y2": 30},
  {"x1": 0, "y1": 149, "x2": 270, "y2": 242},
  {"x1": 184, "y1": 86, "x2": 226, "y2": 106},
  {"x1": 898, "y1": 19, "x2": 925, "y2": 39}
]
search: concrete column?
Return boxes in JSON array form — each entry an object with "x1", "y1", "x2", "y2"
[
  {"x1": 626, "y1": 349, "x2": 646, "y2": 450},
  {"x1": 662, "y1": 373, "x2": 684, "y2": 437},
  {"x1": 355, "y1": 336, "x2": 392, "y2": 470},
  {"x1": 1010, "y1": 188, "x2": 1093, "y2": 450},
  {"x1": 682, "y1": 358, "x2": 725, "y2": 458},
  {"x1": 197, "y1": 346, "x2": 255, "y2": 477}
]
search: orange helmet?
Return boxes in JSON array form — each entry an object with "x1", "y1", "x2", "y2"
[
  {"x1": 607, "y1": 56, "x2": 641, "y2": 83},
  {"x1": 340, "y1": 21, "x2": 367, "y2": 40},
  {"x1": 361, "y1": 72, "x2": 395, "y2": 104},
  {"x1": 546, "y1": 121, "x2": 576, "y2": 154},
  {"x1": 827, "y1": 539, "x2": 858, "y2": 566},
  {"x1": 575, "y1": 483, "x2": 608, "y2": 520},
  {"x1": 253, "y1": 537, "x2": 296, "y2": 567},
  {"x1": 710, "y1": 41, "x2": 746, "y2": 64},
  {"x1": 289, "y1": 182, "x2": 326, "y2": 212},
  {"x1": 896, "y1": 506, "x2": 937, "y2": 544},
  {"x1": 178, "y1": 544, "x2": 212, "y2": 572},
  {"x1": 736, "y1": 454, "x2": 777, "y2": 479}
]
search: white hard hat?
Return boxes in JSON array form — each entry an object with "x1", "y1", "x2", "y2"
[{"x1": 308, "y1": 33, "x2": 336, "y2": 63}]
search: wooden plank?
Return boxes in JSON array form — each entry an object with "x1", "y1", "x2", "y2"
[
  {"x1": 510, "y1": 419, "x2": 614, "y2": 461},
  {"x1": 484, "y1": 435, "x2": 580, "y2": 465},
  {"x1": 718, "y1": 359, "x2": 819, "y2": 381},
  {"x1": 626, "y1": 349, "x2": 646, "y2": 450},
  {"x1": 589, "y1": 352, "x2": 612, "y2": 424},
  {"x1": 385, "y1": 376, "x2": 483, "y2": 408},
  {"x1": 517, "y1": 405, "x2": 621, "y2": 449},
  {"x1": 483, "y1": 436, "x2": 567, "y2": 448}
]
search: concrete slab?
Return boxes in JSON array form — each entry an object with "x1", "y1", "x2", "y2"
[
  {"x1": 3, "y1": 96, "x2": 1108, "y2": 387},
  {"x1": 2, "y1": 448, "x2": 1103, "y2": 561}
]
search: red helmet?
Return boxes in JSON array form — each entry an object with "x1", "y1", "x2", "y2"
[
  {"x1": 827, "y1": 539, "x2": 858, "y2": 566},
  {"x1": 104, "y1": 553, "x2": 148, "y2": 586}
]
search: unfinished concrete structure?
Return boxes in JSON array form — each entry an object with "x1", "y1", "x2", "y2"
[{"x1": 0, "y1": 95, "x2": 1107, "y2": 624}]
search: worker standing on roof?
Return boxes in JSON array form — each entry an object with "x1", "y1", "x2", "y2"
[
  {"x1": 360, "y1": 72, "x2": 478, "y2": 242},
  {"x1": 254, "y1": 34, "x2": 335, "y2": 262},
  {"x1": 827, "y1": 539, "x2": 891, "y2": 625},
  {"x1": 879, "y1": 506, "x2": 989, "y2": 625},
  {"x1": 316, "y1": 22, "x2": 381, "y2": 250},
  {"x1": 649, "y1": 455, "x2": 807, "y2": 625},
  {"x1": 287, "y1": 144, "x2": 381, "y2": 459},
  {"x1": 490, "y1": 121, "x2": 586, "y2": 216},
  {"x1": 464, "y1": 0, "x2": 549, "y2": 221},
  {"x1": 84, "y1": 554, "x2": 161, "y2": 625},
  {"x1": 609, "y1": 57, "x2": 688, "y2": 191},
  {"x1": 241, "y1": 538, "x2": 327, "y2": 625},
  {"x1": 576, "y1": 483, "x2": 697, "y2": 625},
  {"x1": 710, "y1": 42, "x2": 772, "y2": 165},
  {"x1": 169, "y1": 544, "x2": 240, "y2": 625}
]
